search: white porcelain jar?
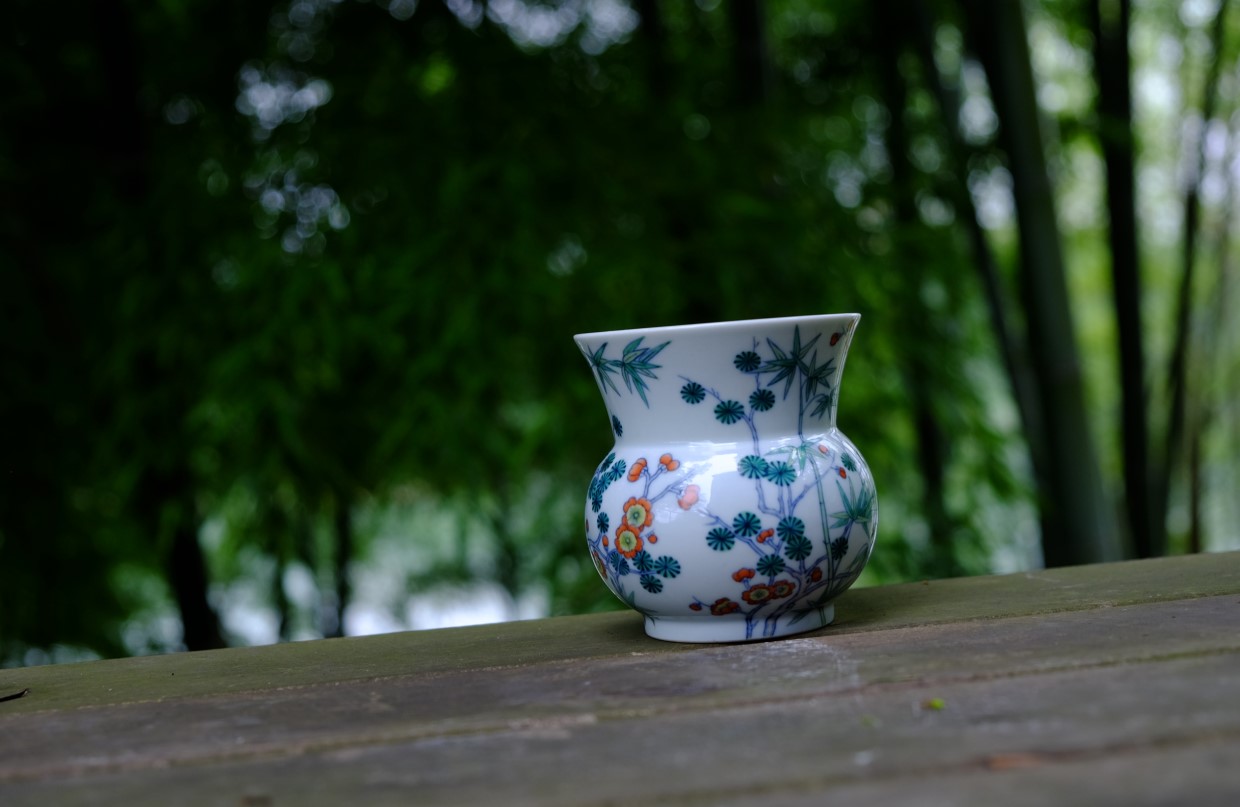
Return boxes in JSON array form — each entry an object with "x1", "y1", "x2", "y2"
[{"x1": 576, "y1": 314, "x2": 878, "y2": 642}]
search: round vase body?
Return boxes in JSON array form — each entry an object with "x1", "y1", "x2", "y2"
[{"x1": 576, "y1": 314, "x2": 878, "y2": 643}]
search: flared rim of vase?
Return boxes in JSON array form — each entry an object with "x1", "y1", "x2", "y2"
[{"x1": 574, "y1": 312, "x2": 861, "y2": 342}]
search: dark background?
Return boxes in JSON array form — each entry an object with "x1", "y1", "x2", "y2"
[{"x1": 3, "y1": 0, "x2": 1237, "y2": 665}]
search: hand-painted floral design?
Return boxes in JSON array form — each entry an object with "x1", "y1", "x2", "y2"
[
  {"x1": 653, "y1": 556, "x2": 681, "y2": 578},
  {"x1": 680, "y1": 382, "x2": 706, "y2": 404},
  {"x1": 580, "y1": 318, "x2": 877, "y2": 642},
  {"x1": 623, "y1": 497, "x2": 654, "y2": 529},
  {"x1": 586, "y1": 449, "x2": 690, "y2": 614},
  {"x1": 584, "y1": 337, "x2": 669, "y2": 407},
  {"x1": 732, "y1": 512, "x2": 761, "y2": 536},
  {"x1": 765, "y1": 461, "x2": 797, "y2": 487},
  {"x1": 738, "y1": 455, "x2": 768, "y2": 479},
  {"x1": 675, "y1": 325, "x2": 877, "y2": 640},
  {"x1": 706, "y1": 527, "x2": 736, "y2": 551},
  {"x1": 587, "y1": 453, "x2": 625, "y2": 515},
  {"x1": 614, "y1": 525, "x2": 643, "y2": 558},
  {"x1": 714, "y1": 400, "x2": 745, "y2": 425},
  {"x1": 749, "y1": 388, "x2": 776, "y2": 411},
  {"x1": 757, "y1": 555, "x2": 785, "y2": 576}
]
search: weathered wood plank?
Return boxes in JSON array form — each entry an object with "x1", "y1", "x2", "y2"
[
  {"x1": 0, "y1": 553, "x2": 1236, "y2": 806},
  {"x1": 0, "y1": 595, "x2": 1237, "y2": 803},
  {"x1": 0, "y1": 646, "x2": 1236, "y2": 805},
  {"x1": 0, "y1": 551, "x2": 1235, "y2": 716}
]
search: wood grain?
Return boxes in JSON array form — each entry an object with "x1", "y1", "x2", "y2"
[{"x1": 1, "y1": 552, "x2": 1237, "y2": 805}]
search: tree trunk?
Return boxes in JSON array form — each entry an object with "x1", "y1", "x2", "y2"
[
  {"x1": 633, "y1": 0, "x2": 669, "y2": 101},
  {"x1": 167, "y1": 506, "x2": 227, "y2": 651},
  {"x1": 140, "y1": 466, "x2": 226, "y2": 651},
  {"x1": 911, "y1": 0, "x2": 1048, "y2": 489},
  {"x1": 488, "y1": 504, "x2": 524, "y2": 622},
  {"x1": 1154, "y1": 0, "x2": 1230, "y2": 555},
  {"x1": 329, "y1": 494, "x2": 353, "y2": 638},
  {"x1": 274, "y1": 551, "x2": 292, "y2": 641},
  {"x1": 95, "y1": 0, "x2": 227, "y2": 649},
  {"x1": 1090, "y1": 0, "x2": 1154, "y2": 558},
  {"x1": 877, "y1": 0, "x2": 964, "y2": 577},
  {"x1": 1186, "y1": 7, "x2": 1238, "y2": 555},
  {"x1": 963, "y1": 0, "x2": 1120, "y2": 565},
  {"x1": 728, "y1": 0, "x2": 769, "y2": 106}
]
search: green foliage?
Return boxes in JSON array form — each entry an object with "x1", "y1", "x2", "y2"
[
  {"x1": 0, "y1": 0, "x2": 1021, "y2": 661},
  {"x1": 12, "y1": 0, "x2": 1233, "y2": 663}
]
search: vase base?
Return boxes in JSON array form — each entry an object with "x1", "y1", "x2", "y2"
[{"x1": 643, "y1": 605, "x2": 835, "y2": 643}]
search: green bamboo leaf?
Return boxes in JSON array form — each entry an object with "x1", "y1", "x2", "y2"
[
  {"x1": 587, "y1": 344, "x2": 622, "y2": 396},
  {"x1": 622, "y1": 337, "x2": 645, "y2": 357}
]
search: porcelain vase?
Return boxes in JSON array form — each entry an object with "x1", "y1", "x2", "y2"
[{"x1": 576, "y1": 314, "x2": 878, "y2": 643}]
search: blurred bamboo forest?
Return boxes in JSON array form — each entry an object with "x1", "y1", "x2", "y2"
[{"x1": 3, "y1": 0, "x2": 1239, "y2": 666}]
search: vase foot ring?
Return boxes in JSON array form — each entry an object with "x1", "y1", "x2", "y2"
[{"x1": 643, "y1": 604, "x2": 835, "y2": 643}]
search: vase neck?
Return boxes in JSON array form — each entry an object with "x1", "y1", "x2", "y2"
[{"x1": 577, "y1": 314, "x2": 859, "y2": 447}]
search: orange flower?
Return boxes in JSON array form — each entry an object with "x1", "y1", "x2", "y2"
[
  {"x1": 622, "y1": 497, "x2": 654, "y2": 529},
  {"x1": 603, "y1": 535, "x2": 609, "y2": 547},
  {"x1": 678, "y1": 484, "x2": 700, "y2": 509},
  {"x1": 689, "y1": 602, "x2": 703, "y2": 611},
  {"x1": 732, "y1": 567, "x2": 757, "y2": 583},
  {"x1": 818, "y1": 444, "x2": 830, "y2": 454},
  {"x1": 710, "y1": 597, "x2": 740, "y2": 616},
  {"x1": 742, "y1": 584, "x2": 773, "y2": 604},
  {"x1": 648, "y1": 533, "x2": 658, "y2": 544},
  {"x1": 770, "y1": 579, "x2": 797, "y2": 599},
  {"x1": 592, "y1": 551, "x2": 606, "y2": 576},
  {"x1": 810, "y1": 567, "x2": 823, "y2": 582},
  {"x1": 628, "y1": 458, "x2": 648, "y2": 482},
  {"x1": 838, "y1": 468, "x2": 847, "y2": 479},
  {"x1": 659, "y1": 453, "x2": 680, "y2": 471},
  {"x1": 614, "y1": 525, "x2": 643, "y2": 558},
  {"x1": 757, "y1": 528, "x2": 774, "y2": 544}
]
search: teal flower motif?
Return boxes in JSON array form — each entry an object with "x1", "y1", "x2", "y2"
[
  {"x1": 597, "y1": 512, "x2": 609, "y2": 533},
  {"x1": 732, "y1": 511, "x2": 761, "y2": 537},
  {"x1": 611, "y1": 415, "x2": 623, "y2": 437},
  {"x1": 831, "y1": 536, "x2": 849, "y2": 562},
  {"x1": 734, "y1": 350, "x2": 761, "y2": 372},
  {"x1": 777, "y1": 516, "x2": 806, "y2": 540},
  {"x1": 714, "y1": 400, "x2": 745, "y2": 424},
  {"x1": 680, "y1": 382, "x2": 706, "y2": 404},
  {"x1": 738, "y1": 455, "x2": 769, "y2": 479},
  {"x1": 654, "y1": 556, "x2": 681, "y2": 578},
  {"x1": 757, "y1": 555, "x2": 786, "y2": 576},
  {"x1": 841, "y1": 452, "x2": 858, "y2": 472},
  {"x1": 749, "y1": 389, "x2": 776, "y2": 411},
  {"x1": 765, "y1": 460, "x2": 797, "y2": 486},
  {"x1": 640, "y1": 574, "x2": 664, "y2": 593},
  {"x1": 633, "y1": 550, "x2": 654, "y2": 573},
  {"x1": 706, "y1": 527, "x2": 736, "y2": 551},
  {"x1": 609, "y1": 550, "x2": 631, "y2": 575},
  {"x1": 784, "y1": 535, "x2": 813, "y2": 561}
]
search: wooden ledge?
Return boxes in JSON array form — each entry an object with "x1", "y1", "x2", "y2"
[
  {"x1": 0, "y1": 552, "x2": 1237, "y2": 805},
  {"x1": 1, "y1": 551, "x2": 1235, "y2": 715}
]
